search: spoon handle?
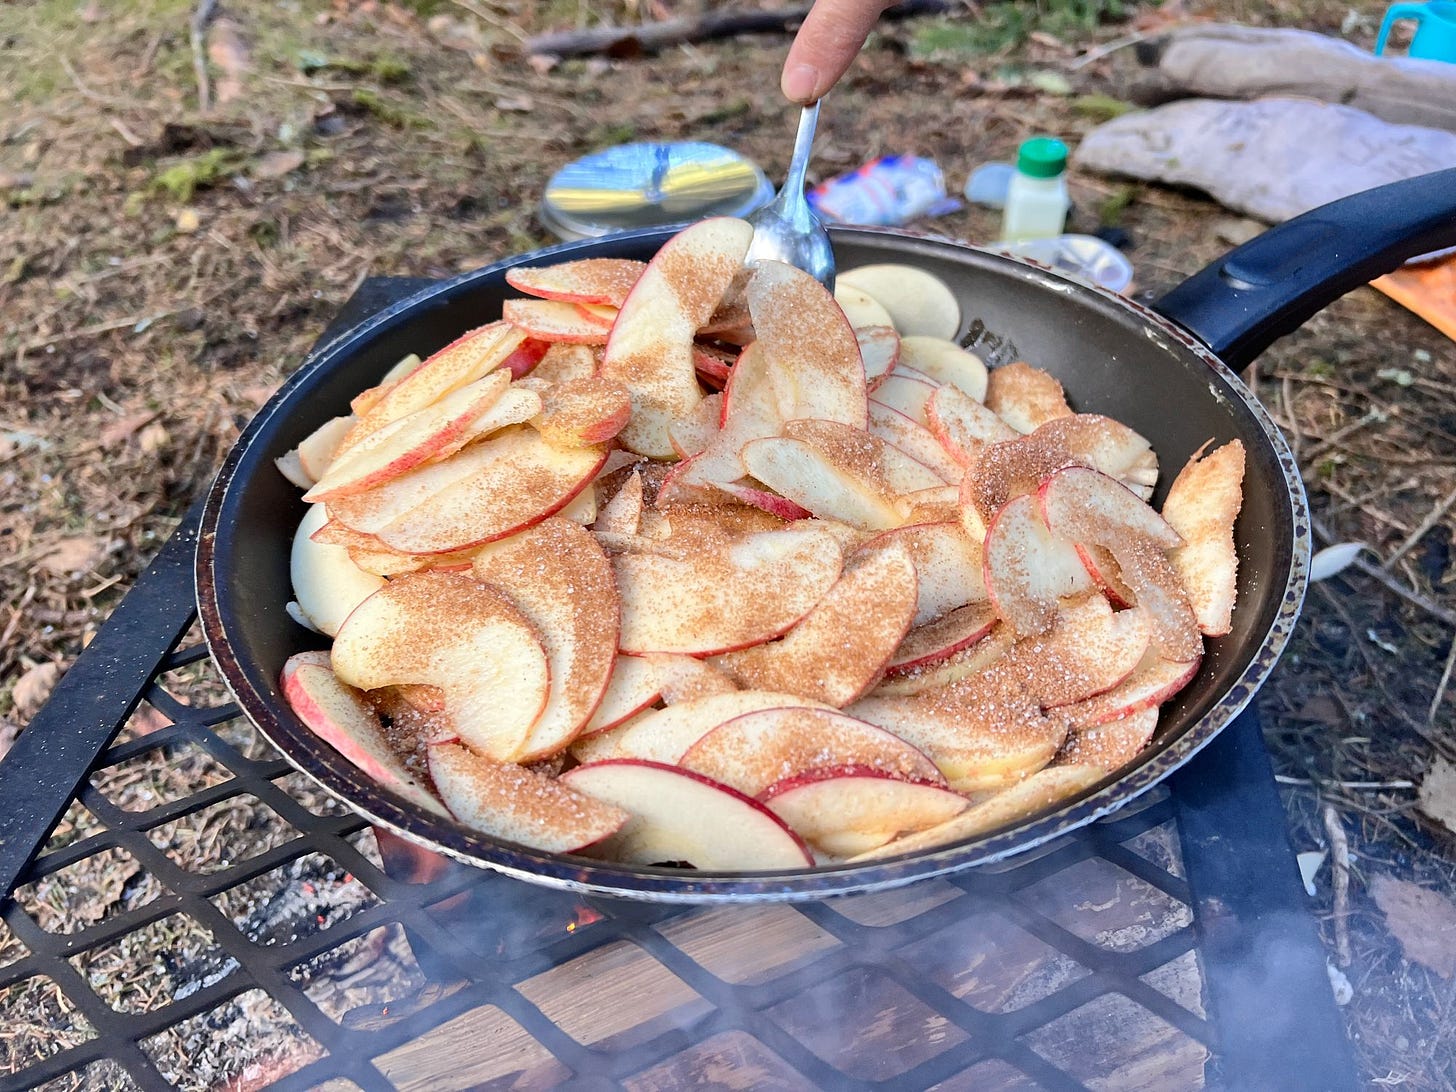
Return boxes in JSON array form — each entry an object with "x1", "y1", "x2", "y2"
[{"x1": 780, "y1": 101, "x2": 820, "y2": 202}]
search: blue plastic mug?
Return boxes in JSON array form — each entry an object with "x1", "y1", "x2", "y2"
[{"x1": 1375, "y1": 1, "x2": 1456, "y2": 62}]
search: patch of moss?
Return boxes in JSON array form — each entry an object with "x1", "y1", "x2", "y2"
[
  {"x1": 351, "y1": 88, "x2": 423, "y2": 129},
  {"x1": 1098, "y1": 185, "x2": 1137, "y2": 227},
  {"x1": 1072, "y1": 93, "x2": 1136, "y2": 121},
  {"x1": 150, "y1": 148, "x2": 244, "y2": 203}
]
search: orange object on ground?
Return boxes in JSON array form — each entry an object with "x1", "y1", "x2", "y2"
[{"x1": 1372, "y1": 254, "x2": 1456, "y2": 341}]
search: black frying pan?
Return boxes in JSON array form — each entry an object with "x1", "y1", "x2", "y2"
[{"x1": 197, "y1": 169, "x2": 1456, "y2": 902}]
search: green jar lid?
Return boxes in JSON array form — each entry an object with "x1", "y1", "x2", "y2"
[{"x1": 1017, "y1": 137, "x2": 1068, "y2": 179}]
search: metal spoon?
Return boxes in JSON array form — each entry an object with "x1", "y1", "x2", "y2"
[{"x1": 745, "y1": 100, "x2": 836, "y2": 291}]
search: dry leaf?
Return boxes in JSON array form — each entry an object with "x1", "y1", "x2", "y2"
[
  {"x1": 527, "y1": 53, "x2": 559, "y2": 76},
  {"x1": 208, "y1": 18, "x2": 251, "y2": 104},
  {"x1": 1371, "y1": 874, "x2": 1456, "y2": 979},
  {"x1": 255, "y1": 150, "x2": 305, "y2": 180},
  {"x1": 101, "y1": 411, "x2": 160, "y2": 446},
  {"x1": 38, "y1": 536, "x2": 106, "y2": 575},
  {"x1": 175, "y1": 208, "x2": 201, "y2": 234},
  {"x1": 239, "y1": 384, "x2": 279, "y2": 408},
  {"x1": 494, "y1": 95, "x2": 534, "y2": 113},
  {"x1": 128, "y1": 702, "x2": 174, "y2": 737},
  {"x1": 1418, "y1": 756, "x2": 1456, "y2": 835},
  {"x1": 12, "y1": 662, "x2": 62, "y2": 721}
]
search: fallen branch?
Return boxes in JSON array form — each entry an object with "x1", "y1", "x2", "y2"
[
  {"x1": 190, "y1": 0, "x2": 220, "y2": 113},
  {"x1": 525, "y1": 0, "x2": 957, "y2": 58},
  {"x1": 1323, "y1": 804, "x2": 1352, "y2": 968}
]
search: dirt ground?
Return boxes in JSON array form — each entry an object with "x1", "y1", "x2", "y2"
[{"x1": 3, "y1": 0, "x2": 1455, "y2": 1087}]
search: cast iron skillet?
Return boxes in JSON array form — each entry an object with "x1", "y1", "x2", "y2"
[{"x1": 198, "y1": 170, "x2": 1456, "y2": 902}]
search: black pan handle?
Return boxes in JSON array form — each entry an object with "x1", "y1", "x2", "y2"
[{"x1": 1151, "y1": 167, "x2": 1456, "y2": 373}]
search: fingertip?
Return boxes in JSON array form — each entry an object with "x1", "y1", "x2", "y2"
[{"x1": 782, "y1": 62, "x2": 821, "y2": 104}]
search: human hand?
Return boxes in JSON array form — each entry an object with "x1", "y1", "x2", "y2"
[{"x1": 781, "y1": 0, "x2": 896, "y2": 104}]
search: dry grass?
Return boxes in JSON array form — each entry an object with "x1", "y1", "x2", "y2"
[{"x1": 2, "y1": 0, "x2": 1454, "y2": 1088}]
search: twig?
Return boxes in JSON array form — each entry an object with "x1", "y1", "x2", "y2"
[
  {"x1": 523, "y1": 0, "x2": 957, "y2": 58},
  {"x1": 1324, "y1": 804, "x2": 1352, "y2": 968},
  {"x1": 1300, "y1": 407, "x2": 1388, "y2": 464},
  {"x1": 108, "y1": 117, "x2": 145, "y2": 147},
  {"x1": 1430, "y1": 634, "x2": 1456, "y2": 725},
  {"x1": 449, "y1": 0, "x2": 529, "y2": 45},
  {"x1": 1276, "y1": 775, "x2": 1416, "y2": 790},
  {"x1": 135, "y1": 28, "x2": 165, "y2": 78},
  {"x1": 1311, "y1": 514, "x2": 1456, "y2": 630},
  {"x1": 190, "y1": 0, "x2": 220, "y2": 113},
  {"x1": 60, "y1": 56, "x2": 131, "y2": 107},
  {"x1": 1068, "y1": 29, "x2": 1152, "y2": 70},
  {"x1": 1384, "y1": 482, "x2": 1456, "y2": 569}
]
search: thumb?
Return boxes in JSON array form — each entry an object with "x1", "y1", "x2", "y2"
[{"x1": 781, "y1": 0, "x2": 893, "y2": 104}]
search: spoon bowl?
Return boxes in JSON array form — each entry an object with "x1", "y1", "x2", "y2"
[{"x1": 745, "y1": 101, "x2": 836, "y2": 291}]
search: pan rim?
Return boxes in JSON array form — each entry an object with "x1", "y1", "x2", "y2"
[{"x1": 196, "y1": 224, "x2": 1311, "y2": 903}]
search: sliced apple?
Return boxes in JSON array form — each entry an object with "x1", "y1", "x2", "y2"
[
  {"x1": 781, "y1": 416, "x2": 946, "y2": 499},
  {"x1": 1162, "y1": 439, "x2": 1245, "y2": 636},
  {"x1": 281, "y1": 655, "x2": 448, "y2": 816},
  {"x1": 329, "y1": 426, "x2": 607, "y2": 555},
  {"x1": 330, "y1": 571, "x2": 550, "y2": 761},
  {"x1": 1038, "y1": 466, "x2": 1200, "y2": 660},
  {"x1": 762, "y1": 768, "x2": 969, "y2": 858},
  {"x1": 833, "y1": 282, "x2": 895, "y2": 329},
  {"x1": 994, "y1": 594, "x2": 1152, "y2": 708},
  {"x1": 748, "y1": 260, "x2": 868, "y2": 429},
  {"x1": 886, "y1": 602, "x2": 998, "y2": 674},
  {"x1": 562, "y1": 760, "x2": 813, "y2": 869},
  {"x1": 867, "y1": 521, "x2": 987, "y2": 626},
  {"x1": 276, "y1": 449, "x2": 314, "y2": 490},
  {"x1": 502, "y1": 299, "x2": 613, "y2": 344},
  {"x1": 471, "y1": 518, "x2": 619, "y2": 760},
  {"x1": 305, "y1": 371, "x2": 512, "y2": 501},
  {"x1": 595, "y1": 469, "x2": 644, "y2": 536},
  {"x1": 1062, "y1": 651, "x2": 1201, "y2": 730},
  {"x1": 668, "y1": 392, "x2": 723, "y2": 460},
  {"x1": 1077, "y1": 543, "x2": 1136, "y2": 608},
  {"x1": 339, "y1": 323, "x2": 526, "y2": 453},
  {"x1": 740, "y1": 435, "x2": 903, "y2": 530},
  {"x1": 290, "y1": 503, "x2": 386, "y2": 636},
  {"x1": 984, "y1": 361, "x2": 1074, "y2": 434},
  {"x1": 296, "y1": 414, "x2": 357, "y2": 481},
  {"x1": 871, "y1": 623, "x2": 1015, "y2": 697},
  {"x1": 872, "y1": 373, "x2": 937, "y2": 427},
  {"x1": 848, "y1": 682, "x2": 1066, "y2": 793},
  {"x1": 1057, "y1": 706, "x2": 1159, "y2": 770},
  {"x1": 505, "y1": 258, "x2": 646, "y2": 307},
  {"x1": 350, "y1": 352, "x2": 423, "y2": 417},
  {"x1": 692, "y1": 343, "x2": 734, "y2": 390},
  {"x1": 529, "y1": 342, "x2": 599, "y2": 385},
  {"x1": 499, "y1": 338, "x2": 552, "y2": 380},
  {"x1": 571, "y1": 689, "x2": 836, "y2": 766},
  {"x1": 868, "y1": 402, "x2": 962, "y2": 483},
  {"x1": 530, "y1": 375, "x2": 633, "y2": 448},
  {"x1": 898, "y1": 336, "x2": 988, "y2": 402},
  {"x1": 848, "y1": 765, "x2": 1106, "y2": 860},
  {"x1": 837, "y1": 265, "x2": 961, "y2": 340},
  {"x1": 856, "y1": 325, "x2": 900, "y2": 390},
  {"x1": 679, "y1": 705, "x2": 944, "y2": 797},
  {"x1": 613, "y1": 524, "x2": 843, "y2": 655},
  {"x1": 981, "y1": 493, "x2": 1092, "y2": 637},
  {"x1": 428, "y1": 741, "x2": 628, "y2": 852},
  {"x1": 580, "y1": 654, "x2": 664, "y2": 736},
  {"x1": 713, "y1": 541, "x2": 918, "y2": 706},
  {"x1": 715, "y1": 481, "x2": 814, "y2": 521},
  {"x1": 927, "y1": 383, "x2": 1018, "y2": 467},
  {"x1": 600, "y1": 217, "x2": 754, "y2": 457}
]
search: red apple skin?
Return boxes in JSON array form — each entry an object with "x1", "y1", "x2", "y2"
[
  {"x1": 560, "y1": 759, "x2": 816, "y2": 869},
  {"x1": 758, "y1": 763, "x2": 945, "y2": 800},
  {"x1": 501, "y1": 338, "x2": 552, "y2": 378},
  {"x1": 715, "y1": 482, "x2": 814, "y2": 521},
  {"x1": 505, "y1": 258, "x2": 646, "y2": 307}
]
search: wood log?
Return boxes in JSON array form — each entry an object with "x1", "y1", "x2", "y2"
[
  {"x1": 1132, "y1": 24, "x2": 1456, "y2": 134},
  {"x1": 525, "y1": 0, "x2": 957, "y2": 59}
]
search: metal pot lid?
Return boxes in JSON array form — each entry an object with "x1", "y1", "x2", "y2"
[{"x1": 540, "y1": 141, "x2": 773, "y2": 240}]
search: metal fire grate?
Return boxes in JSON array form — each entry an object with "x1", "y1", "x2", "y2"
[{"x1": 0, "y1": 280, "x2": 1356, "y2": 1092}]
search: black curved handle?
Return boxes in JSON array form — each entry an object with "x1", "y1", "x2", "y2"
[{"x1": 1152, "y1": 168, "x2": 1456, "y2": 373}]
